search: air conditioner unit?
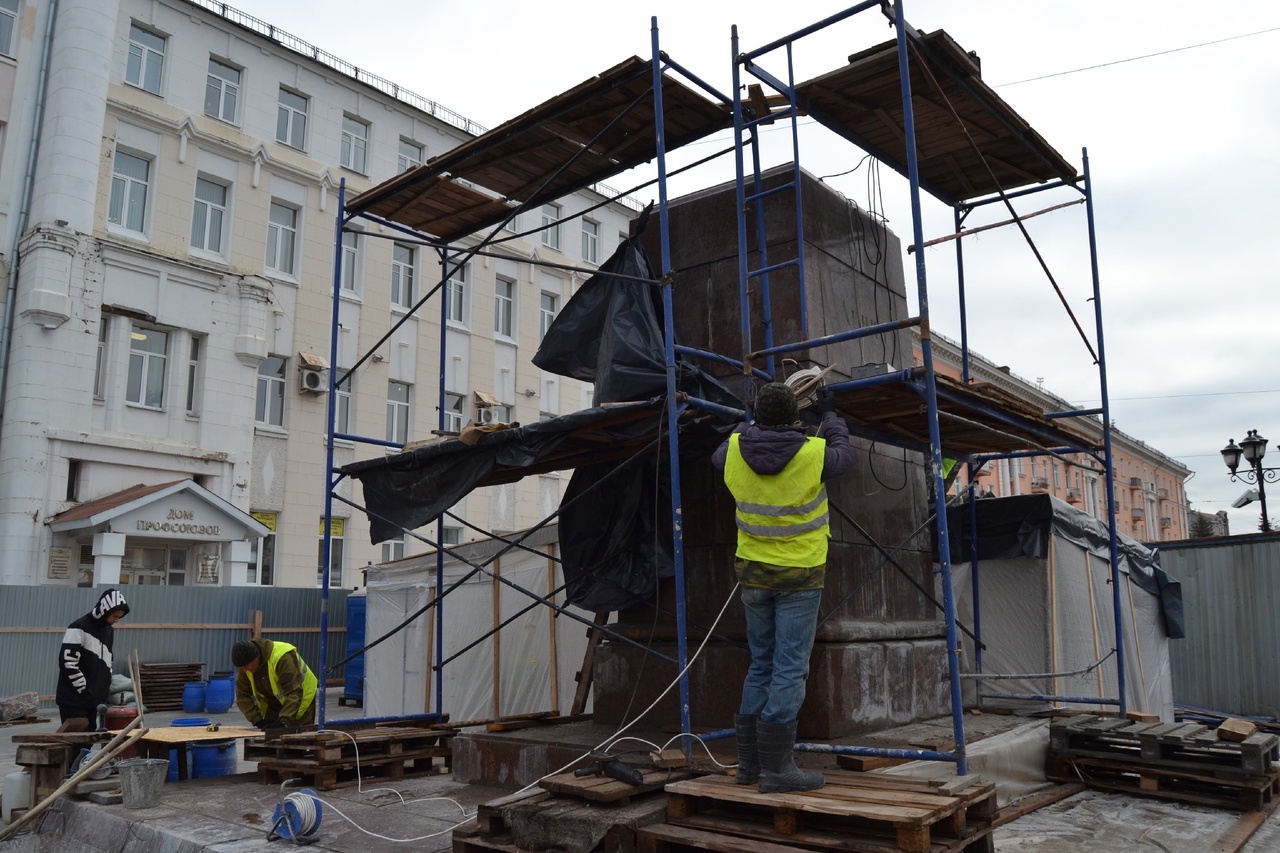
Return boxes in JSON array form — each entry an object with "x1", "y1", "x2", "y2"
[
  {"x1": 299, "y1": 368, "x2": 328, "y2": 394},
  {"x1": 1160, "y1": 516, "x2": 1172, "y2": 528},
  {"x1": 477, "y1": 407, "x2": 498, "y2": 425}
]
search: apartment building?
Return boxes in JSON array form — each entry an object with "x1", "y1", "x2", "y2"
[
  {"x1": 920, "y1": 332, "x2": 1191, "y2": 541},
  {"x1": 0, "y1": 0, "x2": 634, "y2": 588}
]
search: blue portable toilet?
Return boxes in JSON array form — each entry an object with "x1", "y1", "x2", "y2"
[{"x1": 340, "y1": 590, "x2": 366, "y2": 707}]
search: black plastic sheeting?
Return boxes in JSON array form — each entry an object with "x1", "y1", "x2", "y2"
[
  {"x1": 348, "y1": 233, "x2": 742, "y2": 612},
  {"x1": 946, "y1": 493, "x2": 1185, "y2": 639}
]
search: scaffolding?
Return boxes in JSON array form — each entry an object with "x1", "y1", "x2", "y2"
[{"x1": 317, "y1": 1, "x2": 1129, "y2": 776}]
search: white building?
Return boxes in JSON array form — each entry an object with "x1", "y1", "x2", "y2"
[{"x1": 0, "y1": 0, "x2": 635, "y2": 588}]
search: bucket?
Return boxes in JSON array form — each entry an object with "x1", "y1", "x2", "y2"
[
  {"x1": 191, "y1": 739, "x2": 237, "y2": 778},
  {"x1": 205, "y1": 674, "x2": 234, "y2": 714},
  {"x1": 2, "y1": 769, "x2": 31, "y2": 825},
  {"x1": 117, "y1": 758, "x2": 168, "y2": 809},
  {"x1": 182, "y1": 681, "x2": 207, "y2": 713}
]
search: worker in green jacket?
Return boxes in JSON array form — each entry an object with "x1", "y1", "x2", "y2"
[{"x1": 231, "y1": 638, "x2": 318, "y2": 729}]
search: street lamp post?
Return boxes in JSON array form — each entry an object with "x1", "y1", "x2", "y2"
[{"x1": 1221, "y1": 429, "x2": 1279, "y2": 533}]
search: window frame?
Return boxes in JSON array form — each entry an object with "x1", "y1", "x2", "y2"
[
  {"x1": 190, "y1": 176, "x2": 229, "y2": 257},
  {"x1": 443, "y1": 391, "x2": 464, "y2": 432},
  {"x1": 340, "y1": 115, "x2": 370, "y2": 174},
  {"x1": 248, "y1": 516, "x2": 276, "y2": 586},
  {"x1": 391, "y1": 242, "x2": 416, "y2": 310},
  {"x1": 204, "y1": 57, "x2": 241, "y2": 124},
  {"x1": 185, "y1": 335, "x2": 202, "y2": 415},
  {"x1": 540, "y1": 203, "x2": 561, "y2": 250},
  {"x1": 0, "y1": 0, "x2": 18, "y2": 58},
  {"x1": 265, "y1": 201, "x2": 299, "y2": 279},
  {"x1": 125, "y1": 325, "x2": 168, "y2": 409},
  {"x1": 386, "y1": 380, "x2": 411, "y2": 445},
  {"x1": 539, "y1": 291, "x2": 559, "y2": 341},
  {"x1": 124, "y1": 23, "x2": 165, "y2": 95},
  {"x1": 494, "y1": 276, "x2": 515, "y2": 339},
  {"x1": 108, "y1": 150, "x2": 151, "y2": 236},
  {"x1": 255, "y1": 354, "x2": 287, "y2": 427},
  {"x1": 276, "y1": 87, "x2": 308, "y2": 150},
  {"x1": 581, "y1": 218, "x2": 599, "y2": 264},
  {"x1": 397, "y1": 138, "x2": 423, "y2": 173},
  {"x1": 334, "y1": 368, "x2": 352, "y2": 436},
  {"x1": 318, "y1": 520, "x2": 343, "y2": 588},
  {"x1": 340, "y1": 230, "x2": 362, "y2": 295},
  {"x1": 444, "y1": 261, "x2": 469, "y2": 328},
  {"x1": 94, "y1": 319, "x2": 109, "y2": 399}
]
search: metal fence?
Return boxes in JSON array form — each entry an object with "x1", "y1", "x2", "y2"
[
  {"x1": 0, "y1": 586, "x2": 348, "y2": 710},
  {"x1": 1159, "y1": 533, "x2": 1280, "y2": 718}
]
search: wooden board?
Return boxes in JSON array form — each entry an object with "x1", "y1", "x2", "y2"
[
  {"x1": 136, "y1": 726, "x2": 262, "y2": 744},
  {"x1": 1047, "y1": 756, "x2": 1280, "y2": 812},
  {"x1": 539, "y1": 768, "x2": 693, "y2": 804}
]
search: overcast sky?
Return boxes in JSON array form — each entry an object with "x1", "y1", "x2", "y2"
[{"x1": 250, "y1": 0, "x2": 1280, "y2": 535}]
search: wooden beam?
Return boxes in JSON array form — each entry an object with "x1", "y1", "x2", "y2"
[{"x1": 570, "y1": 612, "x2": 610, "y2": 716}]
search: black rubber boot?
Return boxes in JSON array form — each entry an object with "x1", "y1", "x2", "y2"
[
  {"x1": 757, "y1": 719, "x2": 824, "y2": 793},
  {"x1": 734, "y1": 714, "x2": 760, "y2": 785}
]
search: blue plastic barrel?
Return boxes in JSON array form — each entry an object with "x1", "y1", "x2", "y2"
[
  {"x1": 182, "y1": 682, "x2": 207, "y2": 713},
  {"x1": 191, "y1": 740, "x2": 237, "y2": 778},
  {"x1": 205, "y1": 674, "x2": 234, "y2": 714},
  {"x1": 167, "y1": 718, "x2": 209, "y2": 781}
]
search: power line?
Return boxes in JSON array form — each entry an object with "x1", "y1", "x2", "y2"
[
  {"x1": 1080, "y1": 389, "x2": 1280, "y2": 404},
  {"x1": 996, "y1": 25, "x2": 1280, "y2": 87}
]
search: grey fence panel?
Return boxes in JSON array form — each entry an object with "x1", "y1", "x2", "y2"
[
  {"x1": 1160, "y1": 537, "x2": 1280, "y2": 718},
  {"x1": 0, "y1": 586, "x2": 348, "y2": 710}
]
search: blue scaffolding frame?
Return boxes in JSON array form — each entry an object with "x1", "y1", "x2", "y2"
[{"x1": 314, "y1": 2, "x2": 1129, "y2": 774}]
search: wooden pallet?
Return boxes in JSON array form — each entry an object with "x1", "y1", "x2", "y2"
[
  {"x1": 139, "y1": 662, "x2": 205, "y2": 711},
  {"x1": 662, "y1": 771, "x2": 996, "y2": 853},
  {"x1": 249, "y1": 726, "x2": 453, "y2": 790},
  {"x1": 1047, "y1": 755, "x2": 1280, "y2": 812},
  {"x1": 458, "y1": 784, "x2": 669, "y2": 853},
  {"x1": 539, "y1": 767, "x2": 693, "y2": 805},
  {"x1": 1049, "y1": 715, "x2": 1279, "y2": 779}
]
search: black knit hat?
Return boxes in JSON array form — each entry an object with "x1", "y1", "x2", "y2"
[
  {"x1": 755, "y1": 382, "x2": 799, "y2": 427},
  {"x1": 231, "y1": 640, "x2": 261, "y2": 668}
]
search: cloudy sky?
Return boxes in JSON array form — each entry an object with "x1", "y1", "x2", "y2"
[{"x1": 249, "y1": 0, "x2": 1280, "y2": 534}]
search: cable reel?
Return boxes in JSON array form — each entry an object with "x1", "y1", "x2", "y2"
[{"x1": 267, "y1": 779, "x2": 323, "y2": 845}]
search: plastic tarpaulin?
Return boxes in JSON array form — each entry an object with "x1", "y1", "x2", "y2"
[
  {"x1": 945, "y1": 494, "x2": 1176, "y2": 719},
  {"x1": 363, "y1": 526, "x2": 593, "y2": 723}
]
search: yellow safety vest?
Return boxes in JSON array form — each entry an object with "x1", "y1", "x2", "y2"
[
  {"x1": 723, "y1": 433, "x2": 830, "y2": 568},
  {"x1": 248, "y1": 640, "x2": 318, "y2": 721}
]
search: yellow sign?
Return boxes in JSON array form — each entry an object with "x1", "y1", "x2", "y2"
[
  {"x1": 318, "y1": 517, "x2": 345, "y2": 537},
  {"x1": 251, "y1": 511, "x2": 278, "y2": 531}
]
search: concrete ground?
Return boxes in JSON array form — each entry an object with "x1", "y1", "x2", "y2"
[{"x1": 2, "y1": 697, "x2": 1279, "y2": 852}]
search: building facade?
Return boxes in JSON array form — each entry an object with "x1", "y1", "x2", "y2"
[
  {"x1": 920, "y1": 332, "x2": 1192, "y2": 542},
  {"x1": 0, "y1": 0, "x2": 634, "y2": 588}
]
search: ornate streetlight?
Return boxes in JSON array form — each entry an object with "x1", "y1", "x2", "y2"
[{"x1": 1222, "y1": 429, "x2": 1278, "y2": 533}]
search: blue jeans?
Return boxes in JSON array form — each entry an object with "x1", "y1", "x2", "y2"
[{"x1": 738, "y1": 586, "x2": 822, "y2": 724}]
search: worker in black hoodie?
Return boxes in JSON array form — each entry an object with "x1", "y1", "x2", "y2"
[{"x1": 56, "y1": 588, "x2": 129, "y2": 731}]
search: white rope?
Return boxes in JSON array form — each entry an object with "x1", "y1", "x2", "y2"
[{"x1": 958, "y1": 648, "x2": 1116, "y2": 680}]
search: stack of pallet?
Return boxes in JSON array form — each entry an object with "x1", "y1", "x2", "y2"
[
  {"x1": 1046, "y1": 714, "x2": 1280, "y2": 811},
  {"x1": 245, "y1": 725, "x2": 454, "y2": 789},
  {"x1": 138, "y1": 662, "x2": 204, "y2": 711},
  {"x1": 454, "y1": 769, "x2": 996, "y2": 853}
]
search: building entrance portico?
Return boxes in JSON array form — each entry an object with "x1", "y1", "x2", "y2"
[{"x1": 47, "y1": 480, "x2": 269, "y2": 587}]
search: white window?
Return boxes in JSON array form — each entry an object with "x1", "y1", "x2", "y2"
[
  {"x1": 94, "y1": 320, "x2": 108, "y2": 398},
  {"x1": 541, "y1": 203, "x2": 560, "y2": 250},
  {"x1": 445, "y1": 261, "x2": 469, "y2": 325},
  {"x1": 126, "y1": 325, "x2": 167, "y2": 408},
  {"x1": 256, "y1": 354, "x2": 286, "y2": 426},
  {"x1": 108, "y1": 151, "x2": 150, "y2": 233},
  {"x1": 248, "y1": 520, "x2": 276, "y2": 586},
  {"x1": 387, "y1": 381, "x2": 411, "y2": 444},
  {"x1": 0, "y1": 0, "x2": 18, "y2": 58},
  {"x1": 391, "y1": 243, "x2": 415, "y2": 309},
  {"x1": 340, "y1": 116, "x2": 369, "y2": 173},
  {"x1": 266, "y1": 202, "x2": 298, "y2": 276},
  {"x1": 443, "y1": 392, "x2": 464, "y2": 432},
  {"x1": 381, "y1": 537, "x2": 406, "y2": 564},
  {"x1": 494, "y1": 277, "x2": 514, "y2": 338},
  {"x1": 504, "y1": 212, "x2": 519, "y2": 232},
  {"x1": 125, "y1": 24, "x2": 165, "y2": 95},
  {"x1": 340, "y1": 230, "x2": 361, "y2": 293},
  {"x1": 318, "y1": 521, "x2": 343, "y2": 588},
  {"x1": 276, "y1": 88, "x2": 307, "y2": 150},
  {"x1": 334, "y1": 369, "x2": 352, "y2": 435},
  {"x1": 204, "y1": 58, "x2": 240, "y2": 123},
  {"x1": 441, "y1": 526, "x2": 461, "y2": 546},
  {"x1": 494, "y1": 404, "x2": 514, "y2": 423},
  {"x1": 190, "y1": 177, "x2": 227, "y2": 254},
  {"x1": 398, "y1": 139, "x2": 423, "y2": 172},
  {"x1": 185, "y1": 336, "x2": 202, "y2": 414},
  {"x1": 582, "y1": 219, "x2": 599, "y2": 263},
  {"x1": 539, "y1": 292, "x2": 559, "y2": 341}
]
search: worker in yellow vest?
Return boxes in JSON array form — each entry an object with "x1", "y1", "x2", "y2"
[
  {"x1": 713, "y1": 381, "x2": 851, "y2": 793},
  {"x1": 231, "y1": 638, "x2": 318, "y2": 730}
]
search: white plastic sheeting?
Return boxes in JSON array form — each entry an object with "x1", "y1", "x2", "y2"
[
  {"x1": 950, "y1": 523, "x2": 1173, "y2": 720},
  {"x1": 363, "y1": 525, "x2": 594, "y2": 723}
]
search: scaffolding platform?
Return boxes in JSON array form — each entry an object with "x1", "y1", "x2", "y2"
[
  {"x1": 1048, "y1": 715, "x2": 1280, "y2": 779},
  {"x1": 661, "y1": 771, "x2": 996, "y2": 853}
]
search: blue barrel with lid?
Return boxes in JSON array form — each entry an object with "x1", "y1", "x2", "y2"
[
  {"x1": 166, "y1": 719, "x2": 207, "y2": 781},
  {"x1": 191, "y1": 740, "x2": 237, "y2": 778},
  {"x1": 205, "y1": 673, "x2": 234, "y2": 714},
  {"x1": 182, "y1": 681, "x2": 207, "y2": 713}
]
